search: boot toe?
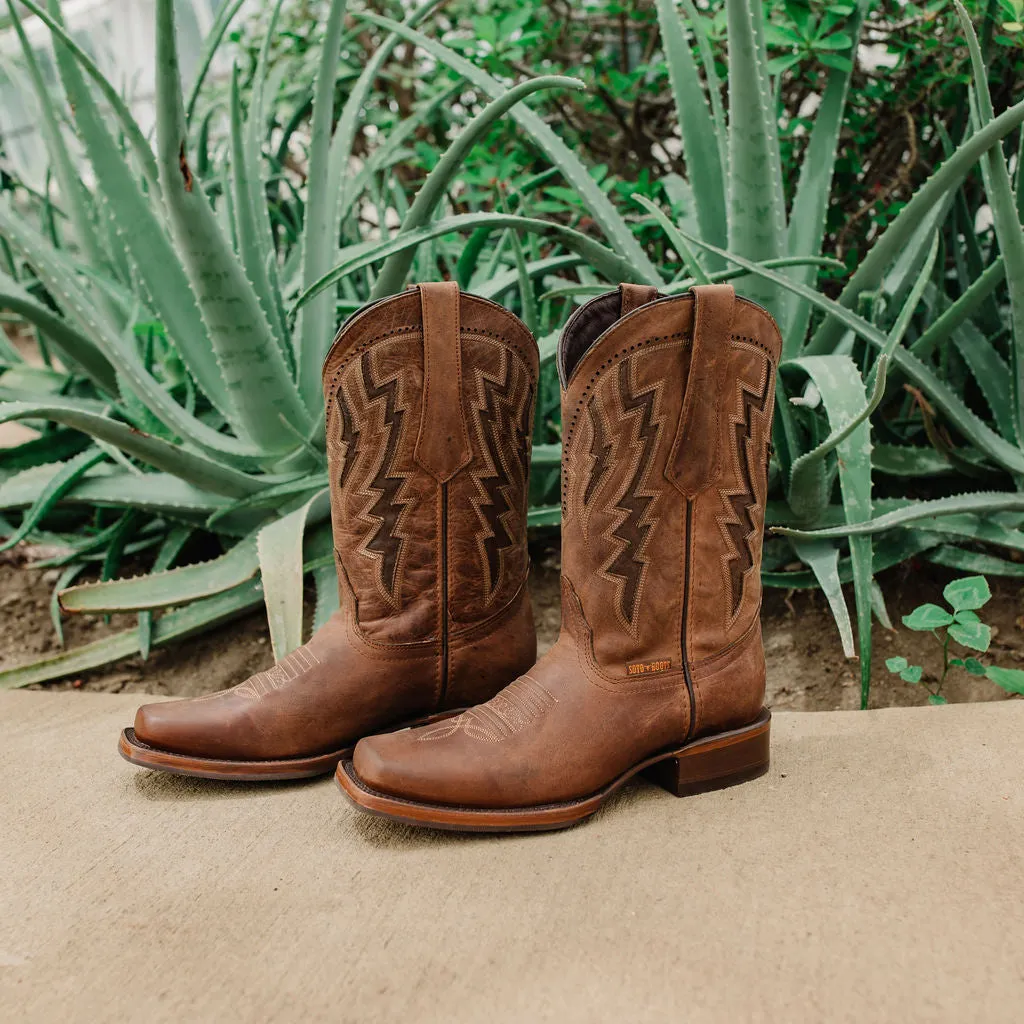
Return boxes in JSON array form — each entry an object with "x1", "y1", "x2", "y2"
[
  {"x1": 134, "y1": 701, "x2": 194, "y2": 755},
  {"x1": 352, "y1": 724, "x2": 515, "y2": 808},
  {"x1": 352, "y1": 732, "x2": 418, "y2": 799},
  {"x1": 133, "y1": 699, "x2": 239, "y2": 759}
]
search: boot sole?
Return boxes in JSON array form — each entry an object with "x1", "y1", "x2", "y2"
[
  {"x1": 335, "y1": 708, "x2": 771, "y2": 832},
  {"x1": 117, "y1": 708, "x2": 467, "y2": 782}
]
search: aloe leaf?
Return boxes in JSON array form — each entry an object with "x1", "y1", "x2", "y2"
[
  {"x1": 785, "y1": 354, "x2": 875, "y2": 704},
  {"x1": 726, "y1": 0, "x2": 786, "y2": 317},
  {"x1": 909, "y1": 257, "x2": 1005, "y2": 360},
  {"x1": 882, "y1": 196, "x2": 952, "y2": 324},
  {"x1": 780, "y1": 0, "x2": 870, "y2": 355},
  {"x1": 790, "y1": 539, "x2": 855, "y2": 657},
  {"x1": 507, "y1": 219, "x2": 539, "y2": 334},
  {"x1": 205, "y1": 472, "x2": 326, "y2": 529},
  {"x1": 154, "y1": 0, "x2": 311, "y2": 451},
  {"x1": 20, "y1": 0, "x2": 161, "y2": 198},
  {"x1": 805, "y1": 94, "x2": 1024, "y2": 355},
  {"x1": 46, "y1": 27, "x2": 240, "y2": 426},
  {"x1": 764, "y1": 529, "x2": 938, "y2": 589},
  {"x1": 296, "y1": 0, "x2": 446, "y2": 404},
  {"x1": 296, "y1": 212, "x2": 639, "y2": 311},
  {"x1": 666, "y1": 255, "x2": 846, "y2": 292},
  {"x1": 0, "y1": 401, "x2": 263, "y2": 498},
  {"x1": 870, "y1": 579, "x2": 894, "y2": 630},
  {"x1": 654, "y1": 0, "x2": 726, "y2": 264},
  {"x1": 69, "y1": 473, "x2": 232, "y2": 520},
  {"x1": 632, "y1": 193, "x2": 711, "y2": 284},
  {"x1": 477, "y1": 254, "x2": 582, "y2": 302},
  {"x1": 0, "y1": 448, "x2": 105, "y2": 553},
  {"x1": 954, "y1": 1, "x2": 1024, "y2": 444},
  {"x1": 0, "y1": 464, "x2": 228, "y2": 524},
  {"x1": 928, "y1": 544, "x2": 1024, "y2": 577},
  {"x1": 371, "y1": 75, "x2": 585, "y2": 300},
  {"x1": 880, "y1": 232, "x2": 939, "y2": 366},
  {"x1": 777, "y1": 492, "x2": 1024, "y2": 540},
  {"x1": 138, "y1": 524, "x2": 192, "y2": 658},
  {"x1": 61, "y1": 532, "x2": 258, "y2": 613},
  {"x1": 229, "y1": 62, "x2": 290, "y2": 363},
  {"x1": 4, "y1": 0, "x2": 109, "y2": 276},
  {"x1": 786, "y1": 355, "x2": 887, "y2": 518},
  {"x1": 49, "y1": 561, "x2": 86, "y2": 647},
  {"x1": 257, "y1": 487, "x2": 331, "y2": 659},
  {"x1": 0, "y1": 577, "x2": 265, "y2": 689},
  {"x1": 913, "y1": 511, "x2": 1024, "y2": 553},
  {"x1": 358, "y1": 12, "x2": 662, "y2": 285},
  {"x1": 0, "y1": 462, "x2": 87, "y2": 510},
  {"x1": 295, "y1": 0, "x2": 350, "y2": 401},
  {"x1": 244, "y1": 0, "x2": 291, "y2": 361},
  {"x1": 0, "y1": 207, "x2": 269, "y2": 466},
  {"x1": 674, "y1": 228, "x2": 1024, "y2": 475},
  {"x1": 871, "y1": 445, "x2": 951, "y2": 477},
  {"x1": 185, "y1": 0, "x2": 248, "y2": 126},
  {"x1": 950, "y1": 319, "x2": 1015, "y2": 441},
  {"x1": 0, "y1": 271, "x2": 116, "y2": 392},
  {"x1": 312, "y1": 561, "x2": 340, "y2": 635},
  {"x1": 0, "y1": 426, "x2": 89, "y2": 473}
]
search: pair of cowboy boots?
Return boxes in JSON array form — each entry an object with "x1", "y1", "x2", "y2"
[{"x1": 120, "y1": 280, "x2": 780, "y2": 832}]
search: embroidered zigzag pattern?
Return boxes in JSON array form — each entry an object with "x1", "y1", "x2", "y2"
[
  {"x1": 596, "y1": 358, "x2": 665, "y2": 634},
  {"x1": 353, "y1": 350, "x2": 416, "y2": 606},
  {"x1": 717, "y1": 363, "x2": 772, "y2": 621},
  {"x1": 468, "y1": 349, "x2": 532, "y2": 601}
]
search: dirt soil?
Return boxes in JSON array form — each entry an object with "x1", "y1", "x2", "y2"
[{"x1": 0, "y1": 540, "x2": 1021, "y2": 710}]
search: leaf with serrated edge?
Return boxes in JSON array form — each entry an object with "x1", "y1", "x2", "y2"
[
  {"x1": 358, "y1": 12, "x2": 661, "y2": 285},
  {"x1": 154, "y1": 0, "x2": 311, "y2": 451},
  {"x1": 257, "y1": 488, "x2": 330, "y2": 660}
]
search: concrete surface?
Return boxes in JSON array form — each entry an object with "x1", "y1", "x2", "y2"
[{"x1": 1, "y1": 692, "x2": 1022, "y2": 1023}]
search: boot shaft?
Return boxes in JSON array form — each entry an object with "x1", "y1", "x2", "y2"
[
  {"x1": 322, "y1": 284, "x2": 538, "y2": 644},
  {"x1": 557, "y1": 285, "x2": 781, "y2": 679}
]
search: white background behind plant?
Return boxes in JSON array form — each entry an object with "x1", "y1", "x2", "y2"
[{"x1": 0, "y1": 0, "x2": 228, "y2": 188}]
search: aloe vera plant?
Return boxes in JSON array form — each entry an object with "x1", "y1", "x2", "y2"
[
  {"x1": 294, "y1": 0, "x2": 1024, "y2": 708},
  {"x1": 2, "y1": 0, "x2": 1023, "y2": 710},
  {"x1": 0, "y1": 0, "x2": 589, "y2": 686}
]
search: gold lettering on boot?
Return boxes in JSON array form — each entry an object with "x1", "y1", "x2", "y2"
[{"x1": 626, "y1": 659, "x2": 671, "y2": 676}]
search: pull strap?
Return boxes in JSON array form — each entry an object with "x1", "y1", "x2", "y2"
[
  {"x1": 667, "y1": 284, "x2": 736, "y2": 496},
  {"x1": 619, "y1": 283, "x2": 659, "y2": 317},
  {"x1": 414, "y1": 282, "x2": 472, "y2": 482}
]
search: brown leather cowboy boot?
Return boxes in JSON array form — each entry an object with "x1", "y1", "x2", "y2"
[
  {"x1": 337, "y1": 283, "x2": 780, "y2": 830},
  {"x1": 118, "y1": 283, "x2": 539, "y2": 780}
]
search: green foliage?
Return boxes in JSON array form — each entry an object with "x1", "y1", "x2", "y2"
[
  {"x1": 0, "y1": 0, "x2": 585, "y2": 686},
  {"x1": 2, "y1": 0, "x2": 1024, "y2": 706},
  {"x1": 886, "y1": 575, "x2": 1024, "y2": 701}
]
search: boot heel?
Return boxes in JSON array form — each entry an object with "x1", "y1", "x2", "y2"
[{"x1": 645, "y1": 709, "x2": 771, "y2": 797}]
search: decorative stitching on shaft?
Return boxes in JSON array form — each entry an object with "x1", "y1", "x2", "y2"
[{"x1": 716, "y1": 343, "x2": 774, "y2": 624}]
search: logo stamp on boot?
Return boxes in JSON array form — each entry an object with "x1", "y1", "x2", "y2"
[{"x1": 626, "y1": 659, "x2": 672, "y2": 676}]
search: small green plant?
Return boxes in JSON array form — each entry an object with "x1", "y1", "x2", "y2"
[{"x1": 886, "y1": 575, "x2": 1024, "y2": 704}]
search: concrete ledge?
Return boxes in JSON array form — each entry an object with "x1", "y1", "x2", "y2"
[{"x1": 1, "y1": 691, "x2": 1022, "y2": 1022}]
